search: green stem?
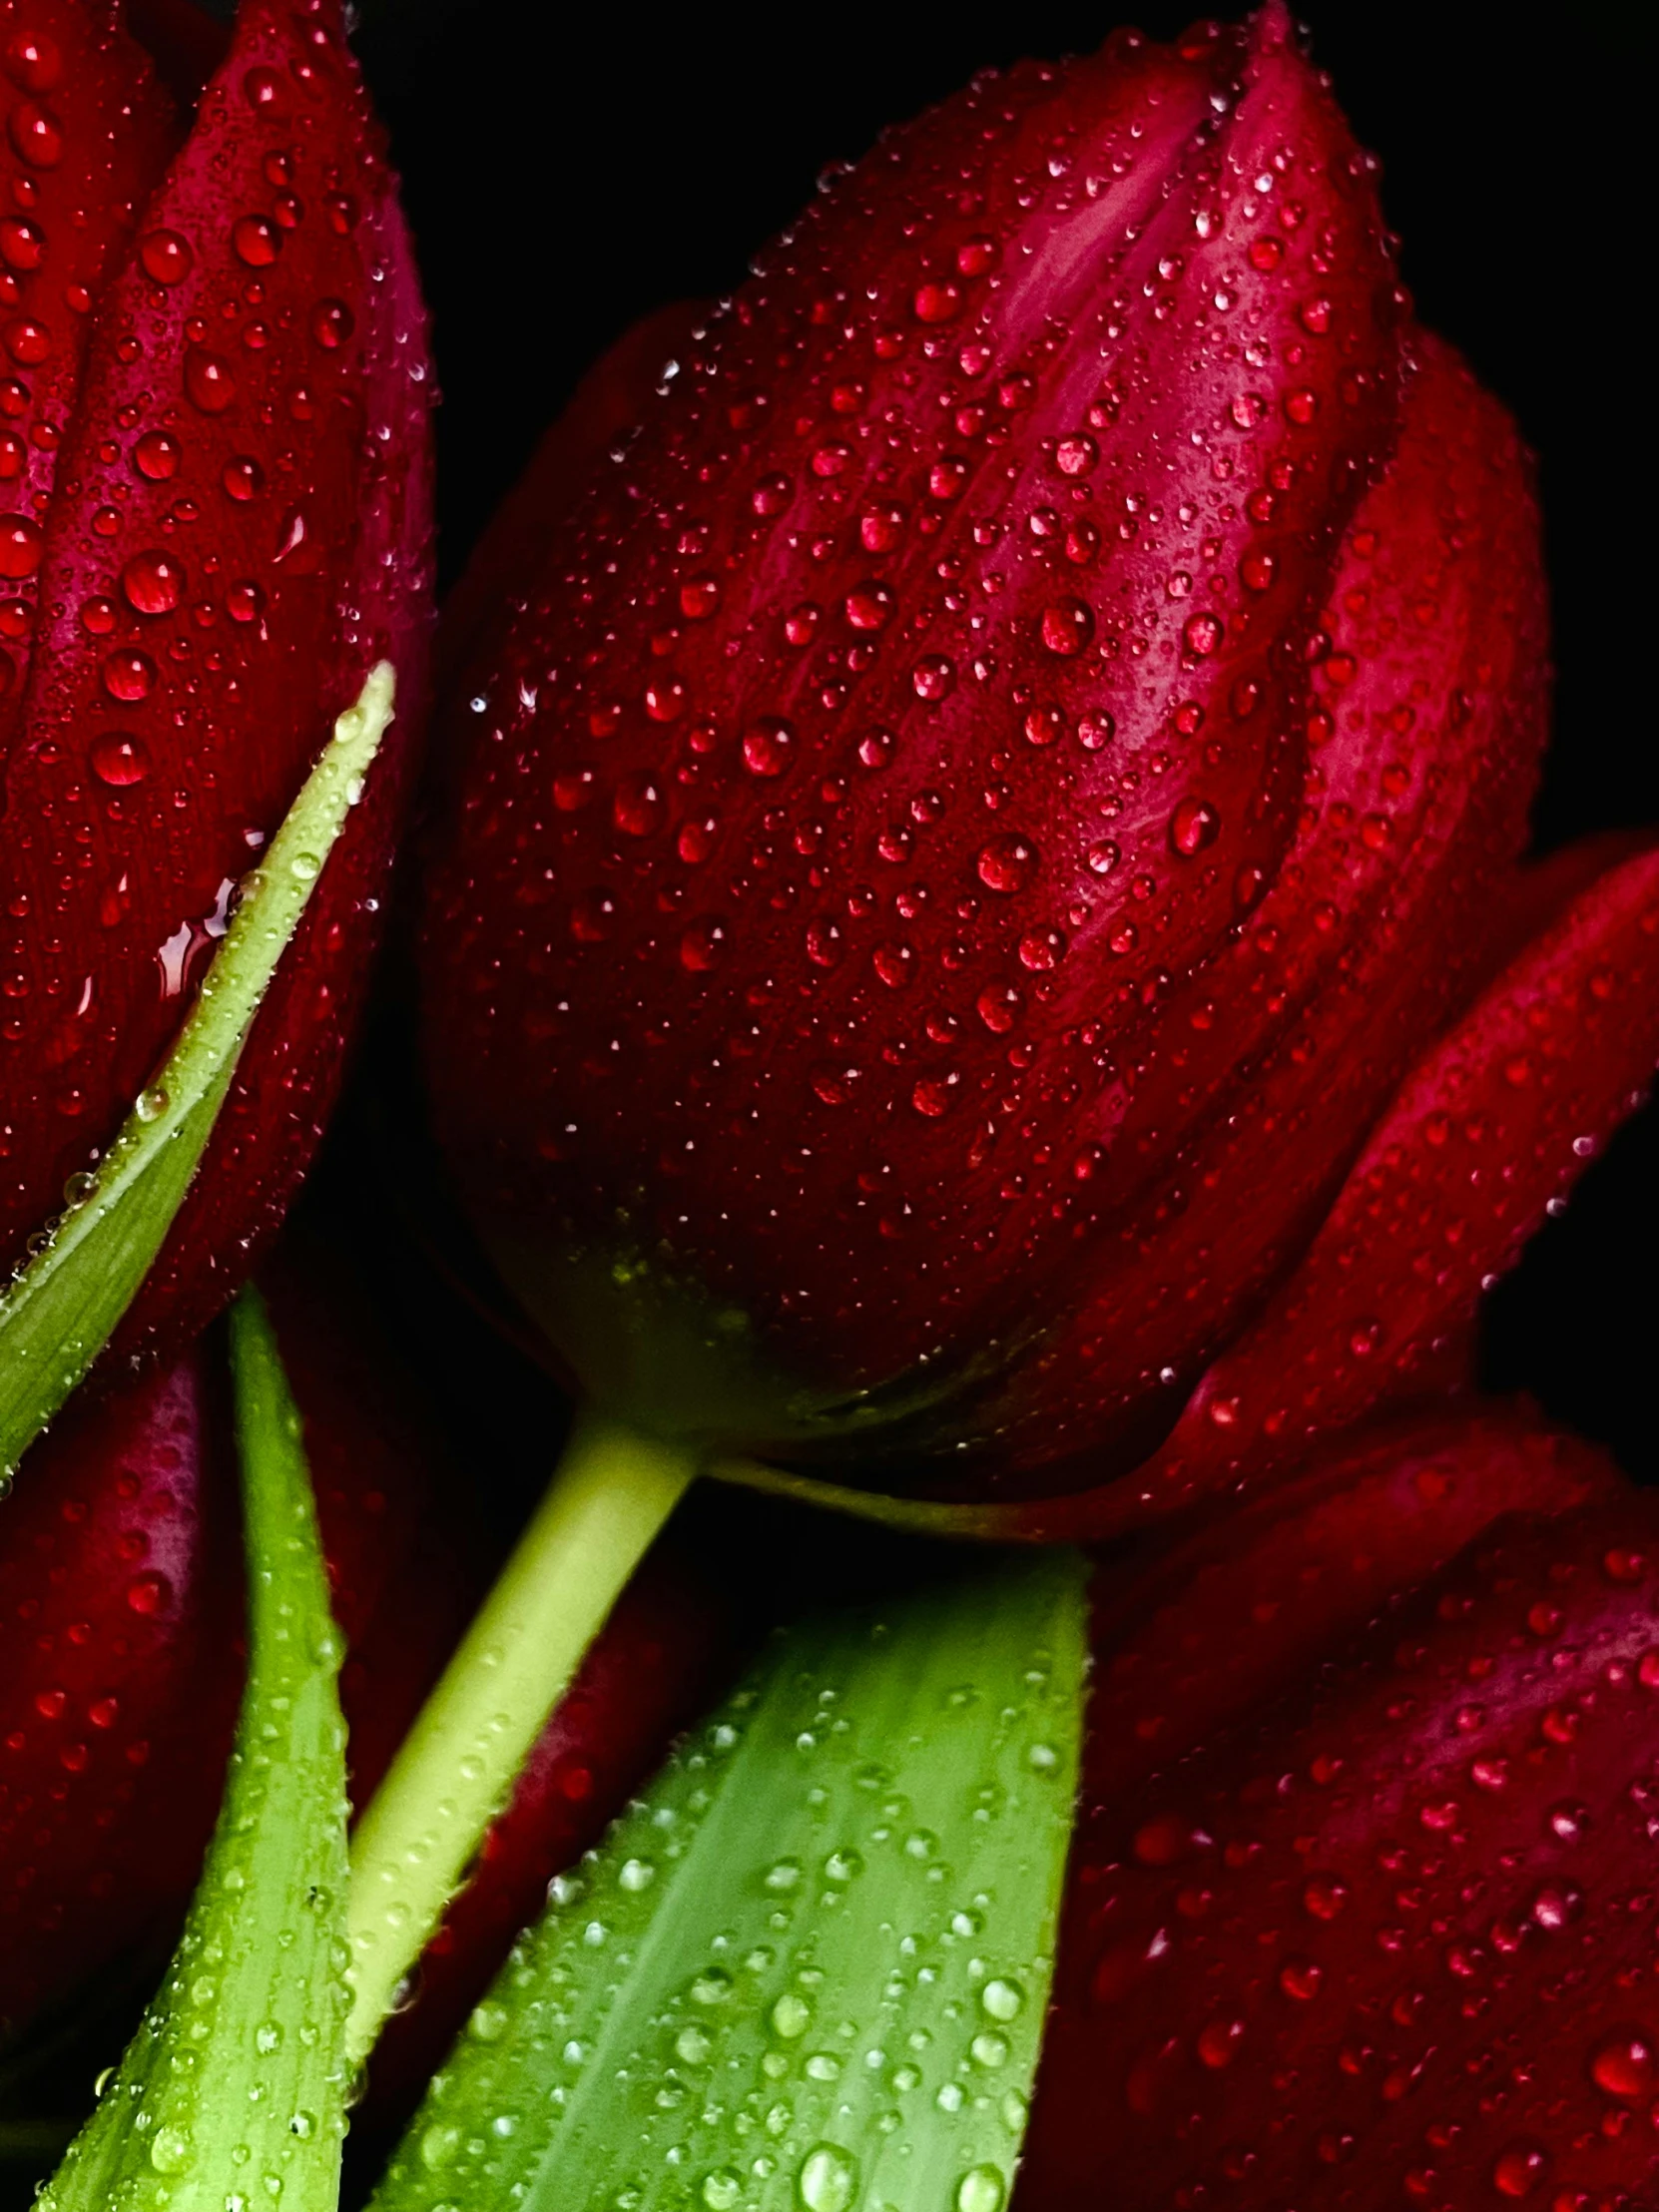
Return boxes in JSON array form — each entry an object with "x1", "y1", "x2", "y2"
[{"x1": 342, "y1": 1410, "x2": 698, "y2": 2063}]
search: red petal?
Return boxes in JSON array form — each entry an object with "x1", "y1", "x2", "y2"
[
  {"x1": 0, "y1": 1347, "x2": 240, "y2": 2038},
  {"x1": 1158, "y1": 839, "x2": 1659, "y2": 1501},
  {"x1": 1080, "y1": 1406, "x2": 1613, "y2": 1813},
  {"x1": 1022, "y1": 1472, "x2": 1659, "y2": 2210},
  {"x1": 420, "y1": 8, "x2": 1402, "y2": 1435},
  {"x1": 0, "y1": 0, "x2": 432, "y2": 1349},
  {"x1": 974, "y1": 331, "x2": 1548, "y2": 1485},
  {"x1": 0, "y1": 0, "x2": 176, "y2": 758},
  {"x1": 0, "y1": 1240, "x2": 466, "y2": 2042}
]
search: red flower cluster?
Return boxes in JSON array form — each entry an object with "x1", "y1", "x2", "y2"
[
  {"x1": 420, "y1": 6, "x2": 1659, "y2": 1533},
  {"x1": 1, "y1": 6, "x2": 1656, "y2": 2208}
]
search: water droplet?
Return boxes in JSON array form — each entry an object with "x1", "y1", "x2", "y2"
[
  {"x1": 310, "y1": 298, "x2": 354, "y2": 350},
  {"x1": 612, "y1": 773, "x2": 665, "y2": 837},
  {"x1": 1040, "y1": 598, "x2": 1093, "y2": 656},
  {"x1": 0, "y1": 514, "x2": 42, "y2": 579},
  {"x1": 232, "y1": 215, "x2": 281, "y2": 268},
  {"x1": 956, "y1": 2167, "x2": 1006, "y2": 2212},
  {"x1": 134, "y1": 429, "x2": 181, "y2": 481},
  {"x1": 1591, "y1": 2030, "x2": 1654, "y2": 2100},
  {"x1": 845, "y1": 581, "x2": 895, "y2": 632},
  {"x1": 1169, "y1": 796, "x2": 1221, "y2": 855},
  {"x1": 703, "y1": 2172, "x2": 743, "y2": 2210},
  {"x1": 9, "y1": 99, "x2": 64, "y2": 169},
  {"x1": 798, "y1": 2142, "x2": 857, "y2": 2211},
  {"x1": 1279, "y1": 1957, "x2": 1323, "y2": 2001},
  {"x1": 149, "y1": 2126, "x2": 191, "y2": 2174},
  {"x1": 679, "y1": 917, "x2": 728, "y2": 973},
  {"x1": 223, "y1": 454, "x2": 266, "y2": 503},
  {"x1": 102, "y1": 648, "x2": 158, "y2": 703},
  {"x1": 1491, "y1": 2141, "x2": 1548, "y2": 2198},
  {"x1": 419, "y1": 2122, "x2": 460, "y2": 2171},
  {"x1": 4, "y1": 29, "x2": 63, "y2": 94},
  {"x1": 185, "y1": 346, "x2": 237, "y2": 413},
  {"x1": 976, "y1": 834, "x2": 1038, "y2": 894},
  {"x1": 141, "y1": 229, "x2": 194, "y2": 285},
  {"x1": 911, "y1": 653, "x2": 957, "y2": 702},
  {"x1": 122, "y1": 548, "x2": 184, "y2": 616},
  {"x1": 980, "y1": 1978, "x2": 1023, "y2": 2022},
  {"x1": 90, "y1": 733, "x2": 152, "y2": 788},
  {"x1": 744, "y1": 718, "x2": 796, "y2": 777},
  {"x1": 618, "y1": 1858, "x2": 656, "y2": 1893},
  {"x1": 976, "y1": 982, "x2": 1022, "y2": 1033},
  {"x1": 1303, "y1": 1874, "x2": 1349, "y2": 1921},
  {"x1": 913, "y1": 279, "x2": 961, "y2": 323},
  {"x1": 127, "y1": 1574, "x2": 168, "y2": 1627}
]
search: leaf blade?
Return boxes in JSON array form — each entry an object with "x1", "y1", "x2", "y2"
[
  {"x1": 0, "y1": 661, "x2": 395, "y2": 1481},
  {"x1": 36, "y1": 1284, "x2": 349, "y2": 2212},
  {"x1": 367, "y1": 1551, "x2": 1087, "y2": 2212}
]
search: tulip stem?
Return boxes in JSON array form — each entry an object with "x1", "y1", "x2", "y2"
[{"x1": 341, "y1": 1408, "x2": 698, "y2": 2064}]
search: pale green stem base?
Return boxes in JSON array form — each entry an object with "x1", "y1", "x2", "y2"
[{"x1": 342, "y1": 1410, "x2": 698, "y2": 2063}]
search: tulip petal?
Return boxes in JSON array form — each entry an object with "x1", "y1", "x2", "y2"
[
  {"x1": 1080, "y1": 1405, "x2": 1614, "y2": 1807},
  {"x1": 0, "y1": 1347, "x2": 239, "y2": 2046},
  {"x1": 970, "y1": 331, "x2": 1548, "y2": 1486},
  {"x1": 0, "y1": 0, "x2": 176, "y2": 759},
  {"x1": 1020, "y1": 1480, "x2": 1659, "y2": 2210},
  {"x1": 1158, "y1": 839, "x2": 1659, "y2": 1503},
  {"x1": 0, "y1": 0, "x2": 432, "y2": 1351}
]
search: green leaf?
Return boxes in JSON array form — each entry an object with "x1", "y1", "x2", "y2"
[
  {"x1": 37, "y1": 1285, "x2": 350, "y2": 2212},
  {"x1": 366, "y1": 1550, "x2": 1087, "y2": 2212},
  {"x1": 0, "y1": 661, "x2": 396, "y2": 1484}
]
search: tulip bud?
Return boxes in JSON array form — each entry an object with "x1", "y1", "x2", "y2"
[
  {"x1": 423, "y1": 6, "x2": 1413, "y2": 1475},
  {"x1": 1020, "y1": 1411, "x2": 1657, "y2": 2209},
  {"x1": 0, "y1": 0, "x2": 432, "y2": 1361}
]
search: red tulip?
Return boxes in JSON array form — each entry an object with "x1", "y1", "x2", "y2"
[
  {"x1": 1019, "y1": 1407, "x2": 1659, "y2": 2209},
  {"x1": 0, "y1": 1238, "x2": 740, "y2": 2066},
  {"x1": 418, "y1": 5, "x2": 1659, "y2": 1509},
  {"x1": 0, "y1": 0, "x2": 432, "y2": 1362},
  {"x1": 0, "y1": 1243, "x2": 466, "y2": 2042}
]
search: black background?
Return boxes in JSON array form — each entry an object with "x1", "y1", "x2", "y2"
[
  {"x1": 346, "y1": 0, "x2": 1659, "y2": 1479},
  {"x1": 1, "y1": 5, "x2": 1655, "y2": 2196}
]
